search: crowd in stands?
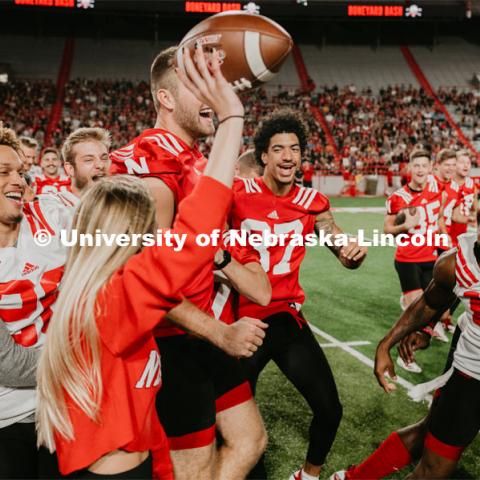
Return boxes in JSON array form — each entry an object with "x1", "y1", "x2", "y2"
[
  {"x1": 1, "y1": 78, "x2": 478, "y2": 176},
  {"x1": 0, "y1": 79, "x2": 55, "y2": 145}
]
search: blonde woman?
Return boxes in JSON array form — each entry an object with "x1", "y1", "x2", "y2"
[{"x1": 37, "y1": 47, "x2": 245, "y2": 479}]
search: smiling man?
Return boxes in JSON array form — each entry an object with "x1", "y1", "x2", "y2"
[
  {"x1": 62, "y1": 127, "x2": 112, "y2": 200},
  {"x1": 110, "y1": 46, "x2": 267, "y2": 480},
  {"x1": 34, "y1": 147, "x2": 71, "y2": 194},
  {"x1": 0, "y1": 124, "x2": 69, "y2": 478},
  {"x1": 384, "y1": 149, "x2": 444, "y2": 372},
  {"x1": 229, "y1": 109, "x2": 367, "y2": 480}
]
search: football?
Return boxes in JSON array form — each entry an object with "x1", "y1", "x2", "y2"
[
  {"x1": 177, "y1": 11, "x2": 293, "y2": 92},
  {"x1": 394, "y1": 206, "x2": 417, "y2": 226}
]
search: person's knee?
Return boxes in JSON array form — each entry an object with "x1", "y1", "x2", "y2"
[
  {"x1": 410, "y1": 451, "x2": 457, "y2": 479},
  {"x1": 328, "y1": 398, "x2": 343, "y2": 431},
  {"x1": 171, "y1": 445, "x2": 215, "y2": 480},
  {"x1": 228, "y1": 420, "x2": 267, "y2": 458},
  {"x1": 398, "y1": 418, "x2": 428, "y2": 460}
]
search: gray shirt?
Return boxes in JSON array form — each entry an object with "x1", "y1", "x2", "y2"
[{"x1": 0, "y1": 320, "x2": 39, "y2": 388}]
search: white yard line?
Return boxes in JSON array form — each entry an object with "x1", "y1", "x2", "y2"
[
  {"x1": 332, "y1": 207, "x2": 385, "y2": 213},
  {"x1": 319, "y1": 340, "x2": 371, "y2": 348},
  {"x1": 309, "y1": 322, "x2": 432, "y2": 402}
]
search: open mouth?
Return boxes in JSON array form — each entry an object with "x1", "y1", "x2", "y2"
[
  {"x1": 92, "y1": 174, "x2": 105, "y2": 182},
  {"x1": 199, "y1": 108, "x2": 213, "y2": 120},
  {"x1": 4, "y1": 191, "x2": 23, "y2": 206},
  {"x1": 279, "y1": 164, "x2": 295, "y2": 174}
]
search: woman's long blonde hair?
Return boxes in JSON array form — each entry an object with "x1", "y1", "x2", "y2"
[{"x1": 36, "y1": 175, "x2": 156, "y2": 451}]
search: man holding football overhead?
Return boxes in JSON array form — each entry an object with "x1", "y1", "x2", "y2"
[{"x1": 111, "y1": 45, "x2": 268, "y2": 480}]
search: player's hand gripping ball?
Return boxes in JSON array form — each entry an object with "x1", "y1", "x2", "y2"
[{"x1": 177, "y1": 11, "x2": 293, "y2": 92}]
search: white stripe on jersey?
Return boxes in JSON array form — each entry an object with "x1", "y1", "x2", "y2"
[
  {"x1": 165, "y1": 133, "x2": 185, "y2": 154},
  {"x1": 293, "y1": 187, "x2": 316, "y2": 207},
  {"x1": 242, "y1": 178, "x2": 252, "y2": 193},
  {"x1": 427, "y1": 175, "x2": 438, "y2": 193},
  {"x1": 249, "y1": 179, "x2": 262, "y2": 193},
  {"x1": 292, "y1": 187, "x2": 306, "y2": 204},
  {"x1": 241, "y1": 178, "x2": 261, "y2": 194},
  {"x1": 145, "y1": 134, "x2": 180, "y2": 157},
  {"x1": 303, "y1": 189, "x2": 317, "y2": 209},
  {"x1": 453, "y1": 232, "x2": 480, "y2": 380},
  {"x1": 394, "y1": 189, "x2": 413, "y2": 204},
  {"x1": 466, "y1": 177, "x2": 474, "y2": 189}
]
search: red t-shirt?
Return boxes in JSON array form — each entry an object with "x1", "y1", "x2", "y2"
[
  {"x1": 110, "y1": 129, "x2": 212, "y2": 336},
  {"x1": 55, "y1": 177, "x2": 232, "y2": 478},
  {"x1": 386, "y1": 175, "x2": 442, "y2": 263},
  {"x1": 229, "y1": 177, "x2": 329, "y2": 322},
  {"x1": 451, "y1": 176, "x2": 476, "y2": 245},
  {"x1": 34, "y1": 173, "x2": 71, "y2": 194},
  {"x1": 438, "y1": 179, "x2": 461, "y2": 251},
  {"x1": 301, "y1": 163, "x2": 314, "y2": 182}
]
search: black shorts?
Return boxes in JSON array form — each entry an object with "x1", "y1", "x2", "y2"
[
  {"x1": 0, "y1": 421, "x2": 60, "y2": 479},
  {"x1": 69, "y1": 455, "x2": 152, "y2": 479},
  {"x1": 426, "y1": 368, "x2": 480, "y2": 461},
  {"x1": 155, "y1": 335, "x2": 251, "y2": 450},
  {"x1": 394, "y1": 260, "x2": 435, "y2": 294}
]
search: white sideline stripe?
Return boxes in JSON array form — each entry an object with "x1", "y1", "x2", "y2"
[
  {"x1": 319, "y1": 340, "x2": 371, "y2": 348},
  {"x1": 331, "y1": 207, "x2": 385, "y2": 213},
  {"x1": 308, "y1": 322, "x2": 432, "y2": 402}
]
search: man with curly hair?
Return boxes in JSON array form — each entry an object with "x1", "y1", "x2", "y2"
[{"x1": 229, "y1": 110, "x2": 368, "y2": 480}]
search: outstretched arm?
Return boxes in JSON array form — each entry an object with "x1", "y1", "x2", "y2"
[
  {"x1": 314, "y1": 209, "x2": 367, "y2": 269},
  {"x1": 374, "y1": 251, "x2": 457, "y2": 393}
]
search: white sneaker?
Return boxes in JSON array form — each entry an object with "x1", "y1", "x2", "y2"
[
  {"x1": 432, "y1": 323, "x2": 449, "y2": 343},
  {"x1": 447, "y1": 324, "x2": 456, "y2": 334},
  {"x1": 289, "y1": 469, "x2": 319, "y2": 480},
  {"x1": 329, "y1": 471, "x2": 347, "y2": 480},
  {"x1": 397, "y1": 355, "x2": 422, "y2": 373}
]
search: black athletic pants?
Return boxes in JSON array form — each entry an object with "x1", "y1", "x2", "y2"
[
  {"x1": 0, "y1": 421, "x2": 59, "y2": 479},
  {"x1": 242, "y1": 312, "x2": 342, "y2": 477}
]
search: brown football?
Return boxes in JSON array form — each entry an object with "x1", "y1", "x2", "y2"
[
  {"x1": 394, "y1": 206, "x2": 417, "y2": 225},
  {"x1": 177, "y1": 11, "x2": 293, "y2": 92}
]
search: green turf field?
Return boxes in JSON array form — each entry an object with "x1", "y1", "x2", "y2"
[{"x1": 257, "y1": 197, "x2": 480, "y2": 480}]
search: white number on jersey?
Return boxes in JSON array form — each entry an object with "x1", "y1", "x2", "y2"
[{"x1": 240, "y1": 219, "x2": 304, "y2": 275}]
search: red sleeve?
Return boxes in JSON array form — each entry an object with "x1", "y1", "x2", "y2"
[
  {"x1": 227, "y1": 243, "x2": 260, "y2": 265},
  {"x1": 308, "y1": 191, "x2": 330, "y2": 215},
  {"x1": 386, "y1": 193, "x2": 405, "y2": 215},
  {"x1": 98, "y1": 176, "x2": 233, "y2": 355},
  {"x1": 110, "y1": 138, "x2": 183, "y2": 200}
]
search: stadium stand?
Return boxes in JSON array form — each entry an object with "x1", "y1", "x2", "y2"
[
  {"x1": 0, "y1": 35, "x2": 63, "y2": 79},
  {"x1": 1, "y1": 35, "x2": 478, "y2": 178},
  {"x1": 300, "y1": 44, "x2": 417, "y2": 91}
]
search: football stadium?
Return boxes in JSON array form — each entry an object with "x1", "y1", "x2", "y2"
[{"x1": 1, "y1": 1, "x2": 480, "y2": 479}]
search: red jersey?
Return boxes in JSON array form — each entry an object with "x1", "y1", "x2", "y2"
[
  {"x1": 110, "y1": 129, "x2": 212, "y2": 337},
  {"x1": 301, "y1": 163, "x2": 314, "y2": 182},
  {"x1": 33, "y1": 173, "x2": 71, "y2": 194},
  {"x1": 55, "y1": 177, "x2": 232, "y2": 477},
  {"x1": 110, "y1": 128, "x2": 206, "y2": 204},
  {"x1": 386, "y1": 175, "x2": 442, "y2": 263},
  {"x1": 212, "y1": 242, "x2": 260, "y2": 325},
  {"x1": 451, "y1": 176, "x2": 476, "y2": 245},
  {"x1": 229, "y1": 178, "x2": 329, "y2": 322},
  {"x1": 439, "y1": 179, "x2": 461, "y2": 250}
]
